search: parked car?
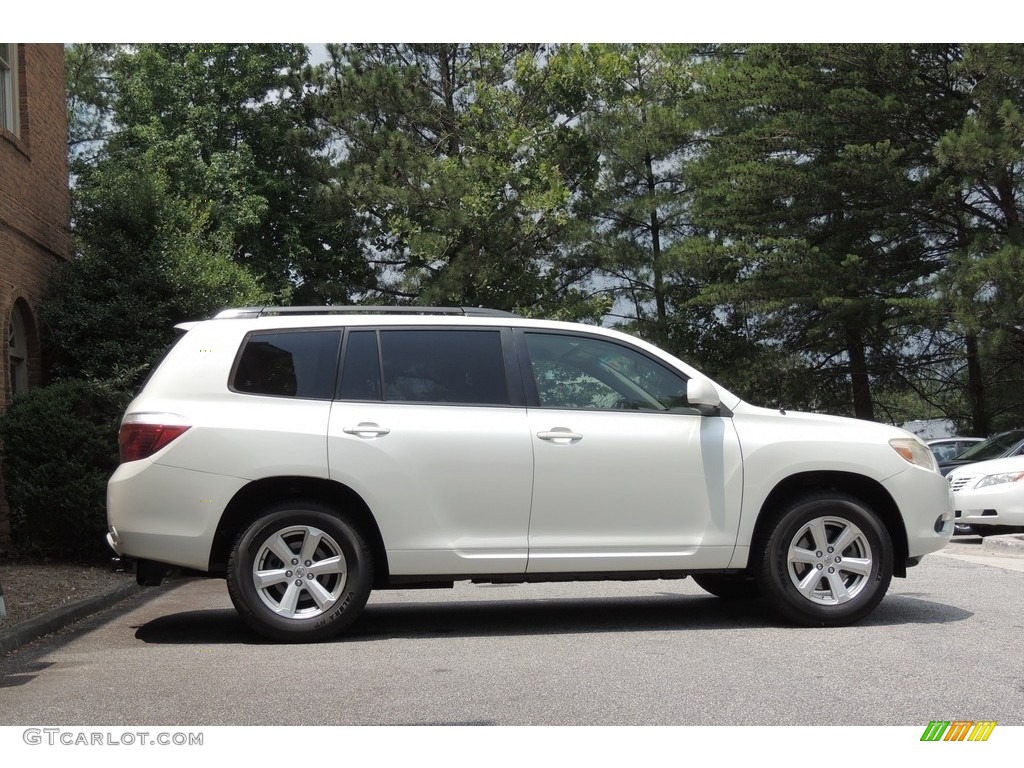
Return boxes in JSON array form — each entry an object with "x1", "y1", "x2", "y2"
[
  {"x1": 106, "y1": 306, "x2": 954, "y2": 641},
  {"x1": 938, "y1": 429, "x2": 1024, "y2": 476},
  {"x1": 926, "y1": 437, "x2": 984, "y2": 464},
  {"x1": 948, "y1": 455, "x2": 1024, "y2": 535}
]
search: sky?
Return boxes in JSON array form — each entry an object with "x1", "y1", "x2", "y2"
[{"x1": 11, "y1": 1, "x2": 1024, "y2": 43}]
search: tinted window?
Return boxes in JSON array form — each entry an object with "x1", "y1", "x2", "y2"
[
  {"x1": 525, "y1": 332, "x2": 690, "y2": 412},
  {"x1": 379, "y1": 330, "x2": 508, "y2": 405},
  {"x1": 338, "y1": 331, "x2": 381, "y2": 401},
  {"x1": 233, "y1": 331, "x2": 341, "y2": 399}
]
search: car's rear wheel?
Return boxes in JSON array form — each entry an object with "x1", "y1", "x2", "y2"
[
  {"x1": 227, "y1": 501, "x2": 373, "y2": 642},
  {"x1": 756, "y1": 492, "x2": 892, "y2": 627}
]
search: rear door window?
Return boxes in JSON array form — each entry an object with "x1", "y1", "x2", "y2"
[{"x1": 336, "y1": 328, "x2": 511, "y2": 406}]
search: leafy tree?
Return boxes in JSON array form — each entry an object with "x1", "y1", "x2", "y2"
[
  {"x1": 65, "y1": 43, "x2": 116, "y2": 173},
  {"x1": 932, "y1": 44, "x2": 1024, "y2": 433},
  {"x1": 43, "y1": 147, "x2": 269, "y2": 379},
  {"x1": 49, "y1": 44, "x2": 388, "y2": 378},
  {"x1": 686, "y1": 44, "x2": 954, "y2": 419},
  {"x1": 575, "y1": 43, "x2": 704, "y2": 348},
  {"x1": 319, "y1": 43, "x2": 601, "y2": 317},
  {"x1": 49, "y1": 41, "x2": 1024, "y2": 434},
  {"x1": 106, "y1": 44, "x2": 367, "y2": 304}
]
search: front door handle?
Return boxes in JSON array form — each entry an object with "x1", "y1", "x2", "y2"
[
  {"x1": 343, "y1": 422, "x2": 391, "y2": 438},
  {"x1": 537, "y1": 427, "x2": 583, "y2": 444}
]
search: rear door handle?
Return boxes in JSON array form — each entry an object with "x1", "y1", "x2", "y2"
[
  {"x1": 537, "y1": 428, "x2": 583, "y2": 444},
  {"x1": 343, "y1": 422, "x2": 391, "y2": 438}
]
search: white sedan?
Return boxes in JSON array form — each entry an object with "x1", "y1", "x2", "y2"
[{"x1": 948, "y1": 455, "x2": 1024, "y2": 534}]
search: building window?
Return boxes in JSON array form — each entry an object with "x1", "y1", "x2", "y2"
[
  {"x1": 0, "y1": 43, "x2": 18, "y2": 136},
  {"x1": 9, "y1": 305, "x2": 29, "y2": 397}
]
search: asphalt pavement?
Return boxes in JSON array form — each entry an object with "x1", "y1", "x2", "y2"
[{"x1": 1, "y1": 533, "x2": 1022, "y2": 656}]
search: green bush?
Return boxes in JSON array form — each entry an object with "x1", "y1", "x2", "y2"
[{"x1": 0, "y1": 378, "x2": 132, "y2": 559}]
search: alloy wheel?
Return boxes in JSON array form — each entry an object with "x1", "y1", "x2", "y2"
[
  {"x1": 786, "y1": 516, "x2": 873, "y2": 605},
  {"x1": 251, "y1": 525, "x2": 348, "y2": 619}
]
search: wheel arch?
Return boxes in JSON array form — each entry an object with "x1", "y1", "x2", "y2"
[
  {"x1": 751, "y1": 471, "x2": 909, "y2": 578},
  {"x1": 209, "y1": 476, "x2": 390, "y2": 587}
]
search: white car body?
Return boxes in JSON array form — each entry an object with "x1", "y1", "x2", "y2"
[
  {"x1": 106, "y1": 309, "x2": 954, "y2": 639},
  {"x1": 948, "y1": 455, "x2": 1024, "y2": 531}
]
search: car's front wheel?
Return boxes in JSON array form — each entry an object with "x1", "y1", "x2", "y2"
[
  {"x1": 227, "y1": 501, "x2": 373, "y2": 642},
  {"x1": 756, "y1": 493, "x2": 893, "y2": 627}
]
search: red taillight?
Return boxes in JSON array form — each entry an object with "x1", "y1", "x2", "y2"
[{"x1": 119, "y1": 422, "x2": 191, "y2": 463}]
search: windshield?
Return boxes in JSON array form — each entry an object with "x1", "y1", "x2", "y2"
[{"x1": 954, "y1": 430, "x2": 1024, "y2": 461}]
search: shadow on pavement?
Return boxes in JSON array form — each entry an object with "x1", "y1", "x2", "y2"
[
  {"x1": 131, "y1": 589, "x2": 973, "y2": 645},
  {"x1": 0, "y1": 660, "x2": 55, "y2": 688}
]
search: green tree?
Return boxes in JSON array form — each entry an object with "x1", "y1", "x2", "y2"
[
  {"x1": 52, "y1": 42, "x2": 1024, "y2": 433},
  {"x1": 319, "y1": 43, "x2": 601, "y2": 316},
  {"x1": 49, "y1": 44, "x2": 387, "y2": 378},
  {"x1": 687, "y1": 44, "x2": 953, "y2": 419},
  {"x1": 107, "y1": 44, "x2": 366, "y2": 304},
  {"x1": 932, "y1": 44, "x2": 1024, "y2": 433},
  {"x1": 44, "y1": 147, "x2": 269, "y2": 379},
  {"x1": 576, "y1": 43, "x2": 704, "y2": 348},
  {"x1": 65, "y1": 43, "x2": 116, "y2": 172}
]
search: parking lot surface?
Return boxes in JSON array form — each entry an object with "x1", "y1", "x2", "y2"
[{"x1": 1, "y1": 537, "x2": 1022, "y2": 727}]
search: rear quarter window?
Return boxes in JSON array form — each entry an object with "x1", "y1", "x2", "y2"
[{"x1": 232, "y1": 330, "x2": 342, "y2": 399}]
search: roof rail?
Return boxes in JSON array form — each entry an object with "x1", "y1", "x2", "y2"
[{"x1": 213, "y1": 306, "x2": 518, "y2": 320}]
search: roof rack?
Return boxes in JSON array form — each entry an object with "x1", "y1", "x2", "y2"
[{"x1": 213, "y1": 306, "x2": 518, "y2": 320}]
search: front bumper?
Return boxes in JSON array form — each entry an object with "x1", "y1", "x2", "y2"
[
  {"x1": 954, "y1": 483, "x2": 1024, "y2": 528},
  {"x1": 881, "y1": 465, "x2": 955, "y2": 558}
]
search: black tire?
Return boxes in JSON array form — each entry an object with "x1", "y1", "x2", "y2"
[
  {"x1": 227, "y1": 501, "x2": 373, "y2": 642},
  {"x1": 756, "y1": 492, "x2": 893, "y2": 627},
  {"x1": 692, "y1": 573, "x2": 761, "y2": 600}
]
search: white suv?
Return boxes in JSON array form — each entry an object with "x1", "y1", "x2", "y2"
[{"x1": 107, "y1": 307, "x2": 954, "y2": 641}]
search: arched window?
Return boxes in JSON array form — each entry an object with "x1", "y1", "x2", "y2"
[{"x1": 9, "y1": 304, "x2": 29, "y2": 397}]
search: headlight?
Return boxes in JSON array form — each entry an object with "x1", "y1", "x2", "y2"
[
  {"x1": 889, "y1": 438, "x2": 939, "y2": 472},
  {"x1": 976, "y1": 471, "x2": 1024, "y2": 489}
]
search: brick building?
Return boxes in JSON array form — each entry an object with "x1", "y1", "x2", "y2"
[{"x1": 0, "y1": 44, "x2": 72, "y2": 548}]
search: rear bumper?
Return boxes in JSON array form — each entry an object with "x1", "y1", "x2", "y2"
[{"x1": 107, "y1": 460, "x2": 246, "y2": 572}]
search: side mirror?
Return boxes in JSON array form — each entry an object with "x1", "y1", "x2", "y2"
[{"x1": 687, "y1": 378, "x2": 721, "y2": 415}]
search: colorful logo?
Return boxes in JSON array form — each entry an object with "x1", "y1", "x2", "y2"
[{"x1": 921, "y1": 721, "x2": 996, "y2": 741}]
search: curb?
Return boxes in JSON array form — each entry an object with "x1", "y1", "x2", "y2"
[
  {"x1": 0, "y1": 582, "x2": 143, "y2": 655},
  {"x1": 981, "y1": 533, "x2": 1024, "y2": 557}
]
